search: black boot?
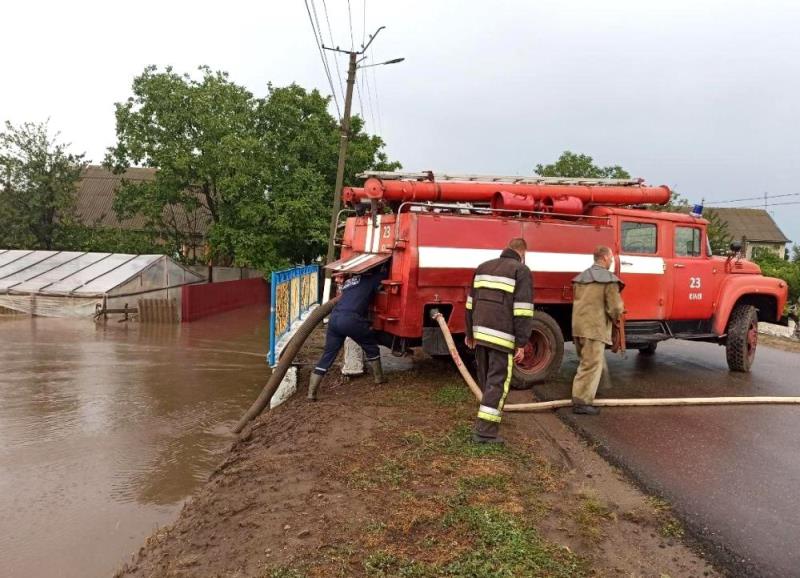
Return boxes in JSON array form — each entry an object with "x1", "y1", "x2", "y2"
[
  {"x1": 472, "y1": 433, "x2": 505, "y2": 445},
  {"x1": 573, "y1": 404, "x2": 600, "y2": 415},
  {"x1": 307, "y1": 372, "x2": 324, "y2": 401},
  {"x1": 367, "y1": 359, "x2": 387, "y2": 384}
]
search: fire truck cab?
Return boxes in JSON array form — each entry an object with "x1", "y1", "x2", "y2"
[{"x1": 329, "y1": 172, "x2": 788, "y2": 387}]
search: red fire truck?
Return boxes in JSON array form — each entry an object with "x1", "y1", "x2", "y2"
[{"x1": 327, "y1": 171, "x2": 789, "y2": 386}]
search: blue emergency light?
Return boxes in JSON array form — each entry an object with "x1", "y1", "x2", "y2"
[{"x1": 690, "y1": 201, "x2": 704, "y2": 218}]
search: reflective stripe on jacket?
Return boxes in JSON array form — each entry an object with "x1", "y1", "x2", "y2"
[{"x1": 465, "y1": 248, "x2": 535, "y2": 352}]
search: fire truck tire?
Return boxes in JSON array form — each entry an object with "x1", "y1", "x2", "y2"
[
  {"x1": 726, "y1": 303, "x2": 758, "y2": 372},
  {"x1": 638, "y1": 342, "x2": 657, "y2": 356},
  {"x1": 511, "y1": 311, "x2": 564, "y2": 389}
]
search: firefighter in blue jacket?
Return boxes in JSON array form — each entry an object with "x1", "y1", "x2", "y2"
[
  {"x1": 307, "y1": 265, "x2": 388, "y2": 401},
  {"x1": 465, "y1": 238, "x2": 535, "y2": 444}
]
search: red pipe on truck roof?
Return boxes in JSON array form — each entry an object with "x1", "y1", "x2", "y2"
[{"x1": 344, "y1": 177, "x2": 672, "y2": 206}]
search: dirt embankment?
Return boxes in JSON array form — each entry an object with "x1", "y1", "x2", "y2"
[
  {"x1": 116, "y1": 350, "x2": 718, "y2": 577},
  {"x1": 759, "y1": 333, "x2": 800, "y2": 353}
]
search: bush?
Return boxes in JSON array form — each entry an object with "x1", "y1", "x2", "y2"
[{"x1": 752, "y1": 251, "x2": 800, "y2": 306}]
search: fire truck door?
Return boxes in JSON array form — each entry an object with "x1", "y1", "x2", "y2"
[
  {"x1": 617, "y1": 219, "x2": 667, "y2": 320},
  {"x1": 668, "y1": 225, "x2": 716, "y2": 320}
]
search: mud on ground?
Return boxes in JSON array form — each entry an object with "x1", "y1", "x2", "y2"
[
  {"x1": 758, "y1": 333, "x2": 800, "y2": 353},
  {"x1": 117, "y1": 335, "x2": 719, "y2": 578}
]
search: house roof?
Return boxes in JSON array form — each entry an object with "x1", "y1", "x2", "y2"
[
  {"x1": 704, "y1": 207, "x2": 790, "y2": 244},
  {"x1": 75, "y1": 165, "x2": 211, "y2": 236}
]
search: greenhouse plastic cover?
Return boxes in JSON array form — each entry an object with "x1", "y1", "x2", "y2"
[{"x1": 0, "y1": 250, "x2": 200, "y2": 296}]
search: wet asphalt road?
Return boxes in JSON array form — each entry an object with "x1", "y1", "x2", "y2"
[{"x1": 536, "y1": 340, "x2": 800, "y2": 577}]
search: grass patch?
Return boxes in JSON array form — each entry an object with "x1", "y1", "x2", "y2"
[
  {"x1": 365, "y1": 520, "x2": 388, "y2": 534},
  {"x1": 442, "y1": 505, "x2": 588, "y2": 577},
  {"x1": 573, "y1": 493, "x2": 612, "y2": 542},
  {"x1": 432, "y1": 383, "x2": 471, "y2": 406},
  {"x1": 457, "y1": 474, "x2": 510, "y2": 493},
  {"x1": 265, "y1": 568, "x2": 306, "y2": 578},
  {"x1": 348, "y1": 458, "x2": 409, "y2": 490},
  {"x1": 443, "y1": 425, "x2": 510, "y2": 458},
  {"x1": 647, "y1": 496, "x2": 671, "y2": 515},
  {"x1": 383, "y1": 387, "x2": 427, "y2": 406},
  {"x1": 660, "y1": 518, "x2": 685, "y2": 538},
  {"x1": 363, "y1": 506, "x2": 587, "y2": 577},
  {"x1": 364, "y1": 551, "x2": 435, "y2": 577},
  {"x1": 646, "y1": 496, "x2": 685, "y2": 538}
]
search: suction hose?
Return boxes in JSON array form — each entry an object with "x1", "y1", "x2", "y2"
[
  {"x1": 430, "y1": 310, "x2": 800, "y2": 411},
  {"x1": 232, "y1": 297, "x2": 340, "y2": 434}
]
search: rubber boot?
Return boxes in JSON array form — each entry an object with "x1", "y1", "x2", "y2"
[
  {"x1": 573, "y1": 404, "x2": 600, "y2": 415},
  {"x1": 367, "y1": 359, "x2": 387, "y2": 384},
  {"x1": 472, "y1": 433, "x2": 505, "y2": 445},
  {"x1": 307, "y1": 372, "x2": 324, "y2": 401}
]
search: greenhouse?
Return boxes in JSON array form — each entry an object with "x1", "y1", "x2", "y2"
[{"x1": 0, "y1": 250, "x2": 204, "y2": 318}]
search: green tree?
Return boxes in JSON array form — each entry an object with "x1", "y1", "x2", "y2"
[
  {"x1": 105, "y1": 65, "x2": 264, "y2": 263},
  {"x1": 752, "y1": 250, "x2": 800, "y2": 305},
  {"x1": 656, "y1": 195, "x2": 732, "y2": 256},
  {"x1": 535, "y1": 150, "x2": 630, "y2": 179},
  {"x1": 65, "y1": 225, "x2": 163, "y2": 255},
  {"x1": 534, "y1": 151, "x2": 735, "y2": 255},
  {"x1": 704, "y1": 208, "x2": 733, "y2": 255},
  {"x1": 106, "y1": 66, "x2": 398, "y2": 270},
  {"x1": 0, "y1": 121, "x2": 86, "y2": 249},
  {"x1": 248, "y1": 84, "x2": 399, "y2": 267}
]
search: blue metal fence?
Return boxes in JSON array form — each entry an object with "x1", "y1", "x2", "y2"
[{"x1": 268, "y1": 265, "x2": 320, "y2": 366}]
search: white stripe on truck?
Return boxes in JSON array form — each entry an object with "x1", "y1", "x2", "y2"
[{"x1": 417, "y1": 247, "x2": 664, "y2": 275}]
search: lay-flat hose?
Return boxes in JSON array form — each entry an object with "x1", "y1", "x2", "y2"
[
  {"x1": 232, "y1": 297, "x2": 340, "y2": 434},
  {"x1": 430, "y1": 311, "x2": 800, "y2": 411}
]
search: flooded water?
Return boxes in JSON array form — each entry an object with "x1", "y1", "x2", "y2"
[{"x1": 0, "y1": 307, "x2": 269, "y2": 578}]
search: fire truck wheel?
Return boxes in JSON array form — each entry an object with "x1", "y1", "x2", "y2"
[
  {"x1": 511, "y1": 311, "x2": 565, "y2": 389},
  {"x1": 726, "y1": 303, "x2": 758, "y2": 372},
  {"x1": 638, "y1": 342, "x2": 657, "y2": 356}
]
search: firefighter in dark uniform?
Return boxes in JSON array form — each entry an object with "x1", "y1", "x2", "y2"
[
  {"x1": 465, "y1": 238, "x2": 535, "y2": 444},
  {"x1": 307, "y1": 265, "x2": 388, "y2": 401}
]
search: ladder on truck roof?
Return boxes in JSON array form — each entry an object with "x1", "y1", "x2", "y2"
[{"x1": 358, "y1": 170, "x2": 645, "y2": 187}]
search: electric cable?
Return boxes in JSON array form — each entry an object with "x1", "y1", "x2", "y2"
[
  {"x1": 320, "y1": 0, "x2": 345, "y2": 102},
  {"x1": 304, "y1": 0, "x2": 341, "y2": 118}
]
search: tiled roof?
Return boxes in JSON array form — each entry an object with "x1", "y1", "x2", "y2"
[
  {"x1": 705, "y1": 207, "x2": 790, "y2": 244},
  {"x1": 75, "y1": 165, "x2": 211, "y2": 236}
]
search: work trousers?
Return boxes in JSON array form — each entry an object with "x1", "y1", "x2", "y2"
[
  {"x1": 314, "y1": 312, "x2": 380, "y2": 375},
  {"x1": 571, "y1": 337, "x2": 608, "y2": 405},
  {"x1": 473, "y1": 345, "x2": 513, "y2": 439}
]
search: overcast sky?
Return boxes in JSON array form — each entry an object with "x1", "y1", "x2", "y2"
[{"x1": 2, "y1": 0, "x2": 798, "y2": 244}]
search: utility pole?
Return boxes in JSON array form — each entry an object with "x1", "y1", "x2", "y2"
[
  {"x1": 321, "y1": 27, "x2": 404, "y2": 302},
  {"x1": 325, "y1": 50, "x2": 357, "y2": 278}
]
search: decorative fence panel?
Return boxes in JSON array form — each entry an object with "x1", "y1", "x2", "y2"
[{"x1": 268, "y1": 265, "x2": 320, "y2": 366}]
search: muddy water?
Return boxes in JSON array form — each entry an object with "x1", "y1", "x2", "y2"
[{"x1": 0, "y1": 307, "x2": 269, "y2": 578}]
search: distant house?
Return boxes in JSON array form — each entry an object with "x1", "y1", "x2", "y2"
[
  {"x1": 75, "y1": 165, "x2": 211, "y2": 260},
  {"x1": 706, "y1": 207, "x2": 790, "y2": 259}
]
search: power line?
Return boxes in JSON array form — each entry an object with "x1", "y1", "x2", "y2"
[
  {"x1": 709, "y1": 200, "x2": 800, "y2": 209},
  {"x1": 309, "y1": 0, "x2": 339, "y2": 102},
  {"x1": 754, "y1": 200, "x2": 800, "y2": 208},
  {"x1": 320, "y1": 0, "x2": 345, "y2": 102},
  {"x1": 347, "y1": 0, "x2": 355, "y2": 50},
  {"x1": 361, "y1": 0, "x2": 367, "y2": 47},
  {"x1": 369, "y1": 52, "x2": 384, "y2": 135},
  {"x1": 708, "y1": 192, "x2": 800, "y2": 204},
  {"x1": 355, "y1": 75, "x2": 366, "y2": 127},
  {"x1": 362, "y1": 53, "x2": 377, "y2": 131},
  {"x1": 304, "y1": 0, "x2": 341, "y2": 118}
]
